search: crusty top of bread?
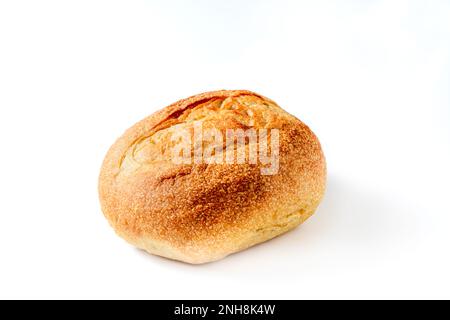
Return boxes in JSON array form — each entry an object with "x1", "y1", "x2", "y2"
[{"x1": 99, "y1": 90, "x2": 326, "y2": 259}]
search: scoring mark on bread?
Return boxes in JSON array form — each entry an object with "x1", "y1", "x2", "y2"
[
  {"x1": 157, "y1": 165, "x2": 193, "y2": 184},
  {"x1": 116, "y1": 92, "x2": 283, "y2": 177}
]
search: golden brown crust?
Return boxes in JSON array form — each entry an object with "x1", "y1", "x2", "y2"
[{"x1": 99, "y1": 90, "x2": 326, "y2": 264}]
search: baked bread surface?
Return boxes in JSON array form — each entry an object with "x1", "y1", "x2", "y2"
[{"x1": 99, "y1": 90, "x2": 326, "y2": 263}]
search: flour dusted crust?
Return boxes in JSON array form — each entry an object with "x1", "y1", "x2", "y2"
[{"x1": 98, "y1": 90, "x2": 326, "y2": 264}]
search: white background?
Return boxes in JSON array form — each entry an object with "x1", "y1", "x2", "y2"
[{"x1": 1, "y1": 0, "x2": 449, "y2": 299}]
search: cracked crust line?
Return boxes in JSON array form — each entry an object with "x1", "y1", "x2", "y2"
[{"x1": 116, "y1": 92, "x2": 285, "y2": 177}]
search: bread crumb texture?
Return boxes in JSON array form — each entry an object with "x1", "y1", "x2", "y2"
[{"x1": 99, "y1": 90, "x2": 326, "y2": 263}]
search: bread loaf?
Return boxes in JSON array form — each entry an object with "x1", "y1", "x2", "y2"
[{"x1": 98, "y1": 90, "x2": 326, "y2": 264}]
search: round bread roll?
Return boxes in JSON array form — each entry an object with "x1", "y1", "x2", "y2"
[{"x1": 99, "y1": 90, "x2": 326, "y2": 264}]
